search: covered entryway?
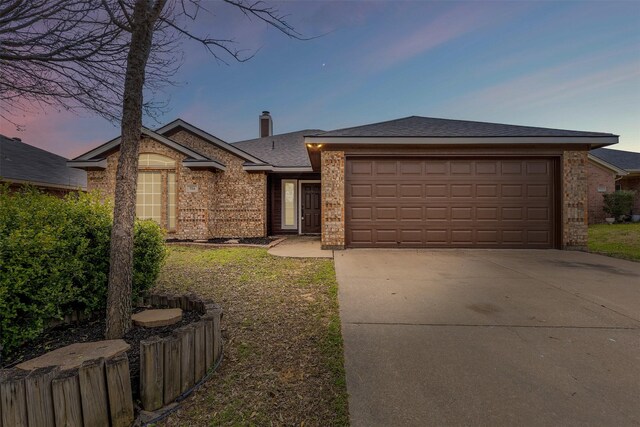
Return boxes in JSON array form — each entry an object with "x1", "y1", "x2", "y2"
[{"x1": 345, "y1": 157, "x2": 558, "y2": 248}]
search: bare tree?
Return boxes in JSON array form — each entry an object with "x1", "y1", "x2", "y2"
[{"x1": 1, "y1": 0, "x2": 302, "y2": 338}]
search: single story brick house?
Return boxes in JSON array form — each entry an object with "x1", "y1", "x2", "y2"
[
  {"x1": 587, "y1": 148, "x2": 640, "y2": 223},
  {"x1": 1, "y1": 134, "x2": 87, "y2": 195},
  {"x1": 69, "y1": 113, "x2": 619, "y2": 250}
]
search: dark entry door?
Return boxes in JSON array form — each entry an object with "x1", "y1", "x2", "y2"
[{"x1": 301, "y1": 183, "x2": 321, "y2": 234}]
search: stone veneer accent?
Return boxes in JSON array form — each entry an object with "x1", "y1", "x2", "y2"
[
  {"x1": 87, "y1": 131, "x2": 267, "y2": 240},
  {"x1": 321, "y1": 150, "x2": 345, "y2": 249},
  {"x1": 562, "y1": 150, "x2": 588, "y2": 249}
]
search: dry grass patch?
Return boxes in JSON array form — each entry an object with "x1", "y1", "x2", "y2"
[{"x1": 156, "y1": 246, "x2": 348, "y2": 426}]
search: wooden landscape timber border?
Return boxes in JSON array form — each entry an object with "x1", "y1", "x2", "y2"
[
  {"x1": 0, "y1": 293, "x2": 223, "y2": 427},
  {"x1": 139, "y1": 293, "x2": 223, "y2": 413}
]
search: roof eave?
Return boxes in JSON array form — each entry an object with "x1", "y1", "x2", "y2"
[
  {"x1": 242, "y1": 164, "x2": 313, "y2": 173},
  {"x1": 304, "y1": 135, "x2": 618, "y2": 148},
  {"x1": 182, "y1": 159, "x2": 226, "y2": 171},
  {"x1": 67, "y1": 159, "x2": 107, "y2": 170}
]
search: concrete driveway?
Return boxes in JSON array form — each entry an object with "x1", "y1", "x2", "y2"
[{"x1": 335, "y1": 249, "x2": 640, "y2": 426}]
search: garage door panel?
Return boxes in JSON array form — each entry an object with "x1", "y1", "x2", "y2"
[
  {"x1": 425, "y1": 161, "x2": 448, "y2": 174},
  {"x1": 375, "y1": 207, "x2": 398, "y2": 220},
  {"x1": 349, "y1": 183, "x2": 372, "y2": 198},
  {"x1": 400, "y1": 207, "x2": 423, "y2": 220},
  {"x1": 476, "y1": 161, "x2": 498, "y2": 175},
  {"x1": 375, "y1": 184, "x2": 397, "y2": 198},
  {"x1": 450, "y1": 161, "x2": 472, "y2": 175},
  {"x1": 400, "y1": 184, "x2": 422, "y2": 197},
  {"x1": 376, "y1": 161, "x2": 398, "y2": 175},
  {"x1": 346, "y1": 158, "x2": 556, "y2": 248},
  {"x1": 375, "y1": 229, "x2": 397, "y2": 243},
  {"x1": 477, "y1": 184, "x2": 498, "y2": 197},
  {"x1": 400, "y1": 161, "x2": 423, "y2": 175},
  {"x1": 451, "y1": 207, "x2": 473, "y2": 220},
  {"x1": 426, "y1": 184, "x2": 448, "y2": 197},
  {"x1": 451, "y1": 184, "x2": 473, "y2": 197}
]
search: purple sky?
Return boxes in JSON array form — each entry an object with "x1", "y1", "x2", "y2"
[{"x1": 2, "y1": 0, "x2": 639, "y2": 158}]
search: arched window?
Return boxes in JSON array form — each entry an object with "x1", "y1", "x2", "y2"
[
  {"x1": 139, "y1": 153, "x2": 176, "y2": 168},
  {"x1": 136, "y1": 153, "x2": 177, "y2": 231}
]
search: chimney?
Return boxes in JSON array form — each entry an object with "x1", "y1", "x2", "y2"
[{"x1": 259, "y1": 111, "x2": 272, "y2": 138}]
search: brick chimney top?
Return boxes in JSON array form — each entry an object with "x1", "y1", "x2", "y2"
[{"x1": 260, "y1": 111, "x2": 272, "y2": 138}]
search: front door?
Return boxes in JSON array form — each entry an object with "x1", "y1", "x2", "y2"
[{"x1": 301, "y1": 183, "x2": 321, "y2": 234}]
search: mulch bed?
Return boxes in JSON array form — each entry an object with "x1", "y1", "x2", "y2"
[
  {"x1": 166, "y1": 237, "x2": 278, "y2": 245},
  {"x1": 1, "y1": 307, "x2": 202, "y2": 400}
]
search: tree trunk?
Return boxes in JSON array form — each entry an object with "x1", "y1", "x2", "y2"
[{"x1": 106, "y1": 0, "x2": 165, "y2": 339}]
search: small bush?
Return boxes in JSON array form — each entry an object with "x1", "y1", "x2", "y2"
[
  {"x1": 603, "y1": 190, "x2": 636, "y2": 220},
  {"x1": 0, "y1": 187, "x2": 167, "y2": 354}
]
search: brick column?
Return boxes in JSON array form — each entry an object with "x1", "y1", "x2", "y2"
[
  {"x1": 562, "y1": 150, "x2": 588, "y2": 249},
  {"x1": 321, "y1": 150, "x2": 345, "y2": 249}
]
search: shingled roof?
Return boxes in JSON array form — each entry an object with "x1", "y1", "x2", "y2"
[
  {"x1": 0, "y1": 135, "x2": 87, "y2": 189},
  {"x1": 315, "y1": 116, "x2": 617, "y2": 138},
  {"x1": 232, "y1": 129, "x2": 323, "y2": 167},
  {"x1": 590, "y1": 147, "x2": 640, "y2": 171}
]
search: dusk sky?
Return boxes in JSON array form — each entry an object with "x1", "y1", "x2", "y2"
[{"x1": 2, "y1": 0, "x2": 640, "y2": 158}]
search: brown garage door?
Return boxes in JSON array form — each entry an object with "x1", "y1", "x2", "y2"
[{"x1": 345, "y1": 158, "x2": 557, "y2": 248}]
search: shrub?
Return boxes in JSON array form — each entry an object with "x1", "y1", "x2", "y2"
[
  {"x1": 603, "y1": 190, "x2": 636, "y2": 220},
  {"x1": 0, "y1": 187, "x2": 167, "y2": 355}
]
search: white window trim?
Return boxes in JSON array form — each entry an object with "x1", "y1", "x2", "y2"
[
  {"x1": 281, "y1": 179, "x2": 298, "y2": 230},
  {"x1": 298, "y1": 180, "x2": 321, "y2": 235}
]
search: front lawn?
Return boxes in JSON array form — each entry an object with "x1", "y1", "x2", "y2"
[
  {"x1": 155, "y1": 246, "x2": 349, "y2": 426},
  {"x1": 588, "y1": 223, "x2": 640, "y2": 261}
]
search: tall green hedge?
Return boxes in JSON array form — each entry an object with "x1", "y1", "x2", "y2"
[{"x1": 0, "y1": 187, "x2": 167, "y2": 354}]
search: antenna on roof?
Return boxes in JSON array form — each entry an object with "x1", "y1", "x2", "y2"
[{"x1": 272, "y1": 140, "x2": 275, "y2": 150}]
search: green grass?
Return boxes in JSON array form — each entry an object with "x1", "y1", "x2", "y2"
[
  {"x1": 158, "y1": 246, "x2": 349, "y2": 426},
  {"x1": 588, "y1": 223, "x2": 640, "y2": 261}
]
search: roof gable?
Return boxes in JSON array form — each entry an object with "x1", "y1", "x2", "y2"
[
  {"x1": 156, "y1": 119, "x2": 267, "y2": 165},
  {"x1": 69, "y1": 127, "x2": 226, "y2": 171}
]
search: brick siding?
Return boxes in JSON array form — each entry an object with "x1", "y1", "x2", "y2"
[
  {"x1": 586, "y1": 161, "x2": 616, "y2": 224},
  {"x1": 86, "y1": 133, "x2": 267, "y2": 240}
]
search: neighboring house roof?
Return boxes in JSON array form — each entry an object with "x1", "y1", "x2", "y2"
[
  {"x1": 590, "y1": 148, "x2": 640, "y2": 172},
  {"x1": 156, "y1": 119, "x2": 268, "y2": 165},
  {"x1": 315, "y1": 116, "x2": 617, "y2": 138},
  {"x1": 0, "y1": 134, "x2": 87, "y2": 190},
  {"x1": 68, "y1": 127, "x2": 226, "y2": 171},
  {"x1": 232, "y1": 129, "x2": 323, "y2": 169},
  {"x1": 587, "y1": 154, "x2": 628, "y2": 176}
]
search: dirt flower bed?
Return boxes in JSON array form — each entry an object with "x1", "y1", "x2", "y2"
[{"x1": 155, "y1": 246, "x2": 348, "y2": 426}]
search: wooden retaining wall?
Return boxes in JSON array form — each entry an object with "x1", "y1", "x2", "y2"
[
  {"x1": 0, "y1": 355, "x2": 134, "y2": 427},
  {"x1": 0, "y1": 293, "x2": 223, "y2": 426},
  {"x1": 139, "y1": 294, "x2": 223, "y2": 411}
]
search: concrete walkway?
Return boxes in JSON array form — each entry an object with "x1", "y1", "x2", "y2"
[
  {"x1": 335, "y1": 249, "x2": 640, "y2": 426},
  {"x1": 268, "y1": 236, "x2": 333, "y2": 258}
]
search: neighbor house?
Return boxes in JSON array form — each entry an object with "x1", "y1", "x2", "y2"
[
  {"x1": 587, "y1": 148, "x2": 640, "y2": 223},
  {"x1": 69, "y1": 113, "x2": 618, "y2": 250},
  {"x1": 1, "y1": 134, "x2": 87, "y2": 196}
]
